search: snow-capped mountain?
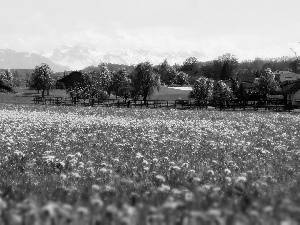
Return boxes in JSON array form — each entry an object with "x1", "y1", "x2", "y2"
[
  {"x1": 41, "y1": 45, "x2": 207, "y2": 70},
  {"x1": 0, "y1": 49, "x2": 69, "y2": 72},
  {"x1": 0, "y1": 46, "x2": 207, "y2": 72}
]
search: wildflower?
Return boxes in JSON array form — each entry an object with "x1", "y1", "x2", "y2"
[
  {"x1": 192, "y1": 177, "x2": 201, "y2": 183},
  {"x1": 225, "y1": 177, "x2": 232, "y2": 183},
  {"x1": 91, "y1": 198, "x2": 104, "y2": 209},
  {"x1": 76, "y1": 206, "x2": 89, "y2": 223},
  {"x1": 113, "y1": 158, "x2": 119, "y2": 162},
  {"x1": 213, "y1": 187, "x2": 221, "y2": 192},
  {"x1": 60, "y1": 173, "x2": 67, "y2": 180},
  {"x1": 100, "y1": 168, "x2": 107, "y2": 173},
  {"x1": 172, "y1": 166, "x2": 181, "y2": 171},
  {"x1": 155, "y1": 175, "x2": 166, "y2": 182},
  {"x1": 169, "y1": 161, "x2": 175, "y2": 166},
  {"x1": 40, "y1": 202, "x2": 58, "y2": 222},
  {"x1": 171, "y1": 188, "x2": 181, "y2": 195},
  {"x1": 71, "y1": 172, "x2": 81, "y2": 178},
  {"x1": 185, "y1": 192, "x2": 194, "y2": 202},
  {"x1": 236, "y1": 176, "x2": 247, "y2": 183},
  {"x1": 158, "y1": 184, "x2": 171, "y2": 192},
  {"x1": 197, "y1": 184, "x2": 211, "y2": 194},
  {"x1": 152, "y1": 158, "x2": 158, "y2": 163},
  {"x1": 207, "y1": 169, "x2": 214, "y2": 176},
  {"x1": 75, "y1": 152, "x2": 82, "y2": 158},
  {"x1": 136, "y1": 152, "x2": 143, "y2": 159},
  {"x1": 92, "y1": 184, "x2": 100, "y2": 192},
  {"x1": 224, "y1": 168, "x2": 231, "y2": 175}
]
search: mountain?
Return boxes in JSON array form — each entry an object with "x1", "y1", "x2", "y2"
[
  {"x1": 0, "y1": 46, "x2": 207, "y2": 72},
  {"x1": 0, "y1": 49, "x2": 70, "y2": 72},
  {"x1": 42, "y1": 45, "x2": 207, "y2": 70}
]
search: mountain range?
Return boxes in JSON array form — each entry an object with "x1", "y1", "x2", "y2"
[{"x1": 0, "y1": 45, "x2": 207, "y2": 72}]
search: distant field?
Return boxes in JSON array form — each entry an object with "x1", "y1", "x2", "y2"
[
  {"x1": 0, "y1": 86, "x2": 192, "y2": 105},
  {"x1": 150, "y1": 86, "x2": 191, "y2": 100}
]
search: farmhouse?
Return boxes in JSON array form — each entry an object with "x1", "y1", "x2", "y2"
[
  {"x1": 274, "y1": 70, "x2": 300, "y2": 82},
  {"x1": 57, "y1": 71, "x2": 85, "y2": 89},
  {"x1": 235, "y1": 69, "x2": 256, "y2": 90},
  {"x1": 281, "y1": 81, "x2": 300, "y2": 105}
]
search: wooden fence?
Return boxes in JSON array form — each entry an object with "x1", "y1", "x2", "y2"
[{"x1": 31, "y1": 96, "x2": 296, "y2": 112}]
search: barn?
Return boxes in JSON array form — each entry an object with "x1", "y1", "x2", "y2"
[
  {"x1": 57, "y1": 71, "x2": 85, "y2": 89},
  {"x1": 281, "y1": 81, "x2": 300, "y2": 105}
]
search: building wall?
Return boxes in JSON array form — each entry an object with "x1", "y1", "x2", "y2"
[{"x1": 292, "y1": 90, "x2": 300, "y2": 104}]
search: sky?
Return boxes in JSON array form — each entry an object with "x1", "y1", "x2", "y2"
[{"x1": 1, "y1": 0, "x2": 300, "y2": 61}]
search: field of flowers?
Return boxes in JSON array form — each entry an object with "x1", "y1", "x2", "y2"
[{"x1": 0, "y1": 103, "x2": 300, "y2": 224}]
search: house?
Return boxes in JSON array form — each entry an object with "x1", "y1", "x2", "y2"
[
  {"x1": 274, "y1": 71, "x2": 300, "y2": 83},
  {"x1": 235, "y1": 69, "x2": 256, "y2": 90},
  {"x1": 57, "y1": 71, "x2": 85, "y2": 89},
  {"x1": 281, "y1": 80, "x2": 300, "y2": 105}
]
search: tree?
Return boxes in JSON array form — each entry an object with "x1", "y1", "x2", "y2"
[
  {"x1": 111, "y1": 68, "x2": 132, "y2": 99},
  {"x1": 0, "y1": 70, "x2": 13, "y2": 91},
  {"x1": 253, "y1": 68, "x2": 280, "y2": 97},
  {"x1": 173, "y1": 71, "x2": 189, "y2": 86},
  {"x1": 200, "y1": 60, "x2": 222, "y2": 80},
  {"x1": 218, "y1": 53, "x2": 238, "y2": 80},
  {"x1": 229, "y1": 77, "x2": 247, "y2": 100},
  {"x1": 182, "y1": 57, "x2": 198, "y2": 71},
  {"x1": 180, "y1": 57, "x2": 202, "y2": 84},
  {"x1": 212, "y1": 80, "x2": 233, "y2": 106},
  {"x1": 0, "y1": 70, "x2": 13, "y2": 83},
  {"x1": 190, "y1": 77, "x2": 214, "y2": 101},
  {"x1": 289, "y1": 58, "x2": 300, "y2": 73},
  {"x1": 157, "y1": 59, "x2": 177, "y2": 85},
  {"x1": 30, "y1": 63, "x2": 54, "y2": 98},
  {"x1": 96, "y1": 63, "x2": 112, "y2": 95},
  {"x1": 131, "y1": 62, "x2": 160, "y2": 103}
]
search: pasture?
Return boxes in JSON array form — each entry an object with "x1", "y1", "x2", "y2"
[
  {"x1": 0, "y1": 86, "x2": 192, "y2": 106},
  {"x1": 0, "y1": 104, "x2": 300, "y2": 224}
]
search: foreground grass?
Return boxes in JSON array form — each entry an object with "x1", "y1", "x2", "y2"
[{"x1": 0, "y1": 104, "x2": 300, "y2": 224}]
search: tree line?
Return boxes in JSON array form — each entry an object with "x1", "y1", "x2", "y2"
[{"x1": 6, "y1": 53, "x2": 299, "y2": 102}]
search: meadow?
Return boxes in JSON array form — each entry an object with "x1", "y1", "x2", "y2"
[{"x1": 0, "y1": 103, "x2": 300, "y2": 224}]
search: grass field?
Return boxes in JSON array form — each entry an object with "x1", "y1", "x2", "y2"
[
  {"x1": 0, "y1": 104, "x2": 300, "y2": 224},
  {"x1": 0, "y1": 86, "x2": 191, "y2": 106}
]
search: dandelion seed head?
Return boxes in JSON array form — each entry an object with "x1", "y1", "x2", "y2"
[
  {"x1": 172, "y1": 166, "x2": 181, "y2": 171},
  {"x1": 225, "y1": 177, "x2": 232, "y2": 183},
  {"x1": 92, "y1": 184, "x2": 100, "y2": 192},
  {"x1": 185, "y1": 192, "x2": 194, "y2": 202},
  {"x1": 136, "y1": 152, "x2": 143, "y2": 159},
  {"x1": 158, "y1": 184, "x2": 171, "y2": 192},
  {"x1": 236, "y1": 176, "x2": 247, "y2": 183},
  {"x1": 224, "y1": 168, "x2": 231, "y2": 175},
  {"x1": 91, "y1": 198, "x2": 104, "y2": 208},
  {"x1": 152, "y1": 158, "x2": 158, "y2": 163},
  {"x1": 193, "y1": 177, "x2": 201, "y2": 183},
  {"x1": 155, "y1": 175, "x2": 166, "y2": 182},
  {"x1": 207, "y1": 169, "x2": 214, "y2": 176}
]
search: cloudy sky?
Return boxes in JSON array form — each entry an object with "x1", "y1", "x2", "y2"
[{"x1": 1, "y1": 0, "x2": 299, "y2": 61}]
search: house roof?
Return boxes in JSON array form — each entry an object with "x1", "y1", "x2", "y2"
[
  {"x1": 283, "y1": 81, "x2": 300, "y2": 94},
  {"x1": 235, "y1": 70, "x2": 256, "y2": 83}
]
